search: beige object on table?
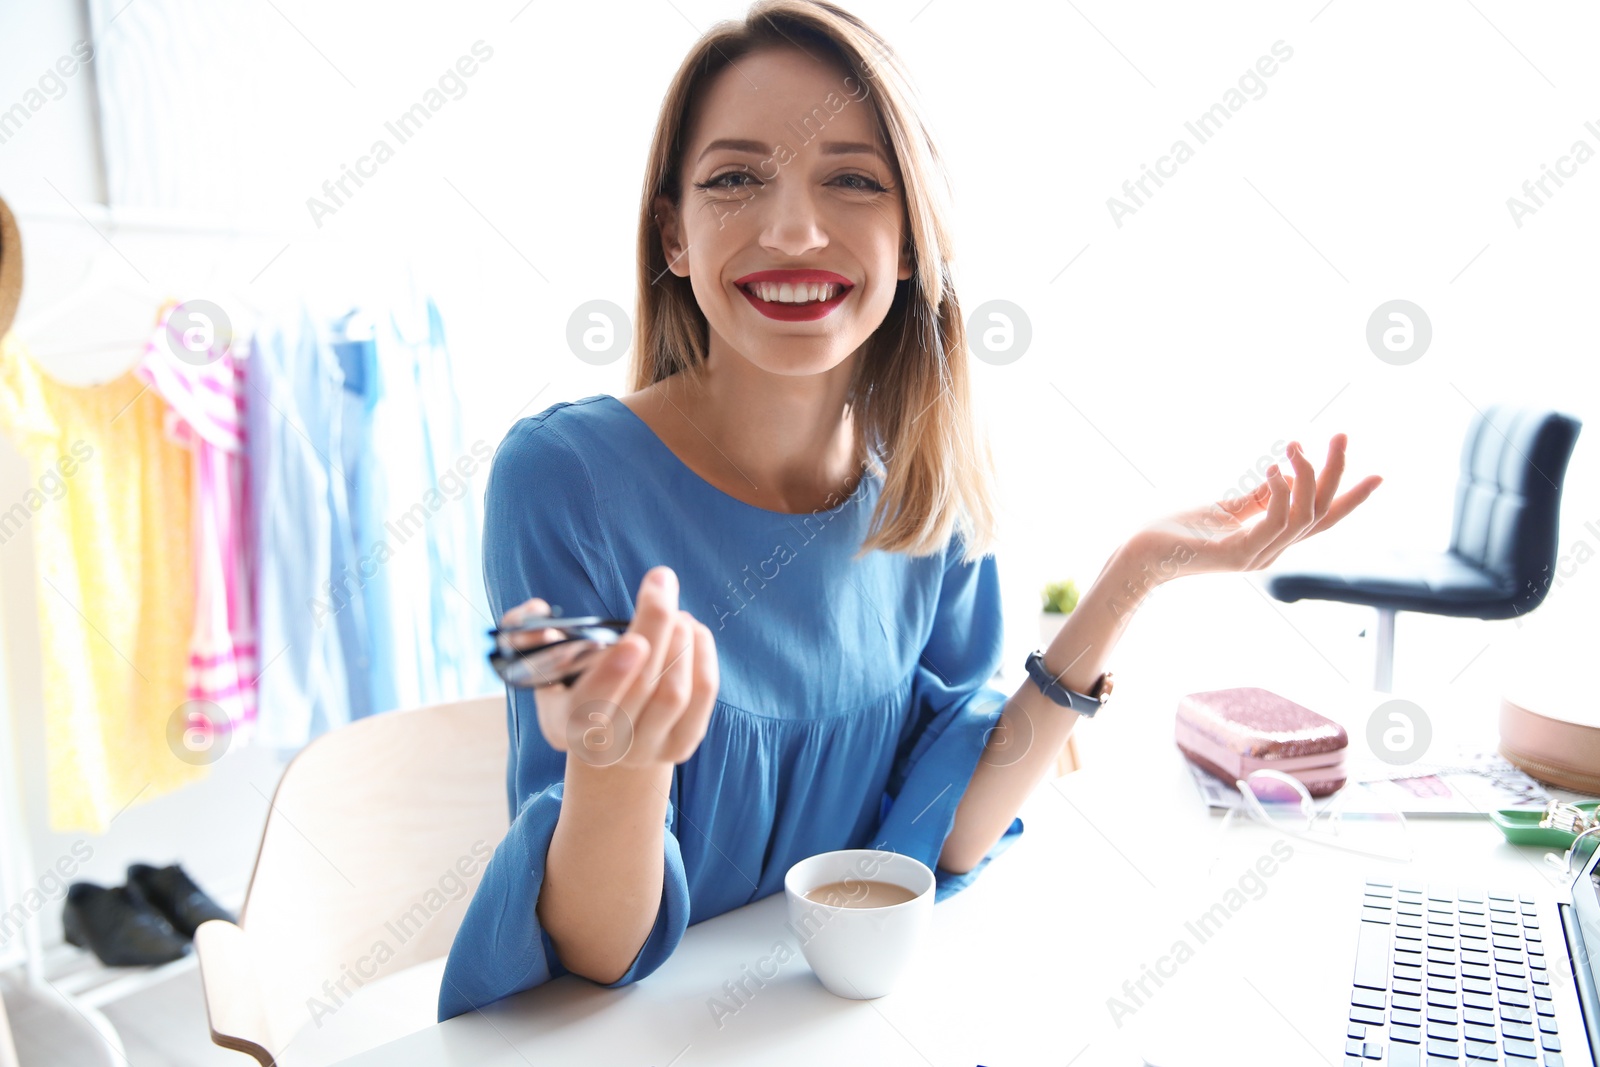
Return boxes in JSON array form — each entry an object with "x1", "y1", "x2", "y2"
[
  {"x1": 194, "y1": 695, "x2": 509, "y2": 1066},
  {"x1": 1499, "y1": 597, "x2": 1600, "y2": 794}
]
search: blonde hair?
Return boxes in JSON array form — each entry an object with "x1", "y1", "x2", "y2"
[{"x1": 630, "y1": 0, "x2": 999, "y2": 563}]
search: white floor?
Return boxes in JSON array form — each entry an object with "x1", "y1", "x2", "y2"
[
  {"x1": 3, "y1": 966, "x2": 252, "y2": 1066},
  {"x1": 101, "y1": 968, "x2": 257, "y2": 1066}
]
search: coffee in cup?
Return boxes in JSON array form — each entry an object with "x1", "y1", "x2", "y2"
[
  {"x1": 802, "y1": 879, "x2": 919, "y2": 909},
  {"x1": 783, "y1": 849, "x2": 934, "y2": 999}
]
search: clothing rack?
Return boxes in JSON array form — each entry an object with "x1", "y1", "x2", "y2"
[
  {"x1": 0, "y1": 11, "x2": 387, "y2": 1045},
  {"x1": 0, "y1": 200, "x2": 283, "y2": 1058},
  {"x1": 9, "y1": 198, "x2": 432, "y2": 376},
  {"x1": 0, "y1": 243, "x2": 439, "y2": 1054},
  {"x1": 1, "y1": 180, "x2": 445, "y2": 1056},
  {"x1": 8, "y1": 202, "x2": 299, "y2": 237}
]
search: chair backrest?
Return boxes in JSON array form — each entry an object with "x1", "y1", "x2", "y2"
[
  {"x1": 1449, "y1": 404, "x2": 1582, "y2": 615},
  {"x1": 218, "y1": 694, "x2": 508, "y2": 1056}
]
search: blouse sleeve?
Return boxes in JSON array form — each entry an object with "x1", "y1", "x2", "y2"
[
  {"x1": 872, "y1": 531, "x2": 1025, "y2": 902},
  {"x1": 437, "y1": 415, "x2": 692, "y2": 1021}
]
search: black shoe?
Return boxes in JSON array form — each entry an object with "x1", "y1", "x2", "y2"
[
  {"x1": 125, "y1": 863, "x2": 234, "y2": 939},
  {"x1": 62, "y1": 882, "x2": 192, "y2": 967}
]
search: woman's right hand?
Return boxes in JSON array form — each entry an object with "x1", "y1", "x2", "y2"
[{"x1": 498, "y1": 565, "x2": 718, "y2": 769}]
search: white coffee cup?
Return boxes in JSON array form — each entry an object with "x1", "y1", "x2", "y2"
[{"x1": 782, "y1": 848, "x2": 934, "y2": 999}]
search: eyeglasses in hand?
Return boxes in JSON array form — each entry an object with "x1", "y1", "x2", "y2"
[{"x1": 487, "y1": 614, "x2": 632, "y2": 689}]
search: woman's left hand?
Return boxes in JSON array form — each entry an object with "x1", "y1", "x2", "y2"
[{"x1": 1135, "y1": 433, "x2": 1383, "y2": 581}]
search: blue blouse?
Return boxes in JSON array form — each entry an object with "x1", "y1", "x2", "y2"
[{"x1": 437, "y1": 393, "x2": 1024, "y2": 1020}]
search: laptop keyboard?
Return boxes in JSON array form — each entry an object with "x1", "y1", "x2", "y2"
[{"x1": 1346, "y1": 881, "x2": 1565, "y2": 1066}]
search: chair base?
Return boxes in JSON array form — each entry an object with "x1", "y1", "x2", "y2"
[{"x1": 1374, "y1": 606, "x2": 1395, "y2": 693}]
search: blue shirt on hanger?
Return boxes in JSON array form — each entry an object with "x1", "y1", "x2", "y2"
[
  {"x1": 404, "y1": 296, "x2": 499, "y2": 703},
  {"x1": 245, "y1": 305, "x2": 368, "y2": 746},
  {"x1": 337, "y1": 300, "x2": 439, "y2": 716}
]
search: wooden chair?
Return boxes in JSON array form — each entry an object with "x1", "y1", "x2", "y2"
[
  {"x1": 194, "y1": 695, "x2": 509, "y2": 1065},
  {"x1": 1053, "y1": 735, "x2": 1082, "y2": 778}
]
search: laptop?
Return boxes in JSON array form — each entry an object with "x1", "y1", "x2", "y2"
[{"x1": 1342, "y1": 832, "x2": 1600, "y2": 1065}]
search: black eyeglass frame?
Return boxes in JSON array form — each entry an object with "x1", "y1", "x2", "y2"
[{"x1": 486, "y1": 615, "x2": 632, "y2": 689}]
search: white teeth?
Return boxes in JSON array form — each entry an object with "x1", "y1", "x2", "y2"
[{"x1": 748, "y1": 281, "x2": 840, "y2": 304}]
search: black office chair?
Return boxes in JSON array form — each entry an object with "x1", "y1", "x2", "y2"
[{"x1": 1266, "y1": 405, "x2": 1582, "y2": 691}]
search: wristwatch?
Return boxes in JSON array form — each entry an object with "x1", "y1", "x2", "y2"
[{"x1": 1023, "y1": 649, "x2": 1114, "y2": 717}]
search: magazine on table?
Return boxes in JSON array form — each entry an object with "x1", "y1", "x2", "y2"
[{"x1": 1184, "y1": 743, "x2": 1582, "y2": 817}]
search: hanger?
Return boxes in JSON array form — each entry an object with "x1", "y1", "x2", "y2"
[
  {"x1": 15, "y1": 230, "x2": 285, "y2": 373},
  {"x1": 11, "y1": 245, "x2": 177, "y2": 366},
  {"x1": 188, "y1": 227, "x2": 280, "y2": 350},
  {"x1": 372, "y1": 254, "x2": 437, "y2": 347},
  {"x1": 299, "y1": 241, "x2": 426, "y2": 347}
]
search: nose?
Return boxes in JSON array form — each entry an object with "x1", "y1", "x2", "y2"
[{"x1": 757, "y1": 176, "x2": 829, "y2": 258}]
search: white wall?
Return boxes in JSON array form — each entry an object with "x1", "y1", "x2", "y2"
[{"x1": 0, "y1": 0, "x2": 1597, "y2": 943}]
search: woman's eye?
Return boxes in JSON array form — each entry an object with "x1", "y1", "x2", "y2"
[
  {"x1": 697, "y1": 170, "x2": 755, "y2": 191},
  {"x1": 835, "y1": 173, "x2": 887, "y2": 193}
]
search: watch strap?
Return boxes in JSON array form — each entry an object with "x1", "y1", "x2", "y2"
[{"x1": 1023, "y1": 649, "x2": 1112, "y2": 717}]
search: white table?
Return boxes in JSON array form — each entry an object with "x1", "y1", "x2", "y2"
[{"x1": 318, "y1": 677, "x2": 1592, "y2": 1067}]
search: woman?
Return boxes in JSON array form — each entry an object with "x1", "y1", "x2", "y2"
[{"x1": 439, "y1": 0, "x2": 1381, "y2": 1019}]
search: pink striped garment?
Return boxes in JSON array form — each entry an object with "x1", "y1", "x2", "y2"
[{"x1": 135, "y1": 307, "x2": 258, "y2": 737}]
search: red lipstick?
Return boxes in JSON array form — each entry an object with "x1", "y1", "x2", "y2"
[{"x1": 734, "y1": 269, "x2": 854, "y2": 322}]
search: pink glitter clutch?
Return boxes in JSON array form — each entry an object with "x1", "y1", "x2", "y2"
[{"x1": 1174, "y1": 686, "x2": 1348, "y2": 797}]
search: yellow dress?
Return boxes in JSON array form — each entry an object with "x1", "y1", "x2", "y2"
[{"x1": 0, "y1": 331, "x2": 203, "y2": 833}]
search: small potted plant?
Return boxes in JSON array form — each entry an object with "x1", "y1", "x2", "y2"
[{"x1": 1039, "y1": 578, "x2": 1079, "y2": 646}]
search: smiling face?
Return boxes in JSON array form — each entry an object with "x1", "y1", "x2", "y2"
[{"x1": 654, "y1": 46, "x2": 913, "y2": 378}]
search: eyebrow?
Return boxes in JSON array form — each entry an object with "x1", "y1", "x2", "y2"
[{"x1": 697, "y1": 138, "x2": 890, "y2": 164}]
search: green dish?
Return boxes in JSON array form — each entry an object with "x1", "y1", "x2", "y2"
[{"x1": 1491, "y1": 801, "x2": 1600, "y2": 847}]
